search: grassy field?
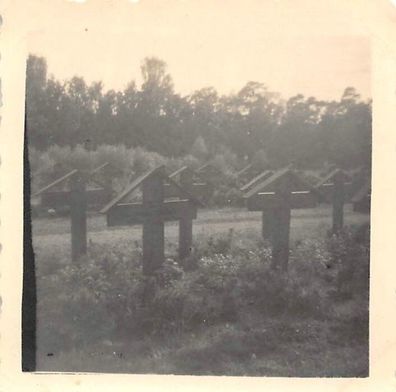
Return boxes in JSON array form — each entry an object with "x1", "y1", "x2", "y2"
[
  {"x1": 32, "y1": 204, "x2": 368, "y2": 260},
  {"x1": 32, "y1": 204, "x2": 370, "y2": 376}
]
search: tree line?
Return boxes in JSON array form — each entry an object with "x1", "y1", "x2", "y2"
[{"x1": 26, "y1": 54, "x2": 371, "y2": 169}]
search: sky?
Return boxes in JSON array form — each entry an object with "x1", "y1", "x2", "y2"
[{"x1": 26, "y1": 0, "x2": 372, "y2": 101}]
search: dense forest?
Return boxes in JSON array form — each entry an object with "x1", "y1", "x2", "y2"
[{"x1": 26, "y1": 54, "x2": 371, "y2": 170}]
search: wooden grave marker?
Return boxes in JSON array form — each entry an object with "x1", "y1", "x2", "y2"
[
  {"x1": 32, "y1": 169, "x2": 79, "y2": 210},
  {"x1": 100, "y1": 166, "x2": 203, "y2": 274},
  {"x1": 243, "y1": 167, "x2": 323, "y2": 270},
  {"x1": 32, "y1": 163, "x2": 117, "y2": 261},
  {"x1": 240, "y1": 170, "x2": 274, "y2": 194},
  {"x1": 331, "y1": 170, "x2": 345, "y2": 233},
  {"x1": 34, "y1": 163, "x2": 115, "y2": 211},
  {"x1": 70, "y1": 172, "x2": 88, "y2": 261},
  {"x1": 237, "y1": 164, "x2": 269, "y2": 186},
  {"x1": 236, "y1": 164, "x2": 260, "y2": 184},
  {"x1": 164, "y1": 166, "x2": 212, "y2": 202},
  {"x1": 166, "y1": 166, "x2": 210, "y2": 259},
  {"x1": 197, "y1": 162, "x2": 227, "y2": 185},
  {"x1": 315, "y1": 168, "x2": 354, "y2": 233},
  {"x1": 315, "y1": 168, "x2": 353, "y2": 202},
  {"x1": 240, "y1": 170, "x2": 274, "y2": 238},
  {"x1": 32, "y1": 169, "x2": 87, "y2": 261},
  {"x1": 89, "y1": 161, "x2": 123, "y2": 200}
]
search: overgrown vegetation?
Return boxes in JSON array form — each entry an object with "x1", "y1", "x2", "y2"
[{"x1": 36, "y1": 224, "x2": 369, "y2": 376}]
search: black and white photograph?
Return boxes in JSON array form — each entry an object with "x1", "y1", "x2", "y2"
[{"x1": 5, "y1": 0, "x2": 394, "y2": 383}]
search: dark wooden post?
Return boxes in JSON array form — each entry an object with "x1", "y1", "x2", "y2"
[
  {"x1": 142, "y1": 171, "x2": 165, "y2": 275},
  {"x1": 103, "y1": 177, "x2": 113, "y2": 201},
  {"x1": 262, "y1": 210, "x2": 274, "y2": 239},
  {"x1": 70, "y1": 173, "x2": 87, "y2": 262},
  {"x1": 103, "y1": 164, "x2": 114, "y2": 199},
  {"x1": 332, "y1": 170, "x2": 345, "y2": 233},
  {"x1": 179, "y1": 170, "x2": 194, "y2": 261},
  {"x1": 271, "y1": 179, "x2": 291, "y2": 271}
]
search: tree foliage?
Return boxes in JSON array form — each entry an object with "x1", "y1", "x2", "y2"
[{"x1": 26, "y1": 55, "x2": 371, "y2": 169}]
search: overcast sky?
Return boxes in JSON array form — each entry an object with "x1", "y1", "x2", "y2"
[{"x1": 27, "y1": 0, "x2": 371, "y2": 101}]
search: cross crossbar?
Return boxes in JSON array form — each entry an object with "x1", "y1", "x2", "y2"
[
  {"x1": 106, "y1": 199, "x2": 197, "y2": 226},
  {"x1": 101, "y1": 166, "x2": 165, "y2": 213}
]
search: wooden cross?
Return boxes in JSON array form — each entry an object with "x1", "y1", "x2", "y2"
[
  {"x1": 34, "y1": 163, "x2": 114, "y2": 211},
  {"x1": 243, "y1": 167, "x2": 323, "y2": 270},
  {"x1": 32, "y1": 163, "x2": 115, "y2": 261},
  {"x1": 100, "y1": 166, "x2": 203, "y2": 274},
  {"x1": 315, "y1": 168, "x2": 352, "y2": 203},
  {"x1": 240, "y1": 170, "x2": 274, "y2": 238},
  {"x1": 237, "y1": 164, "x2": 267, "y2": 185},
  {"x1": 89, "y1": 162, "x2": 116, "y2": 196},
  {"x1": 164, "y1": 166, "x2": 212, "y2": 202},
  {"x1": 331, "y1": 170, "x2": 345, "y2": 233},
  {"x1": 31, "y1": 169, "x2": 87, "y2": 261},
  {"x1": 315, "y1": 168, "x2": 356, "y2": 232},
  {"x1": 197, "y1": 162, "x2": 226, "y2": 185},
  {"x1": 166, "y1": 166, "x2": 211, "y2": 261},
  {"x1": 70, "y1": 172, "x2": 88, "y2": 262}
]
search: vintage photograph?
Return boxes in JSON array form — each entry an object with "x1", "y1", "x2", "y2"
[{"x1": 24, "y1": 0, "x2": 371, "y2": 376}]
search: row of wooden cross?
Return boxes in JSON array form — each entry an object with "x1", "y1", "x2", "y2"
[
  {"x1": 32, "y1": 163, "x2": 215, "y2": 266},
  {"x1": 32, "y1": 161, "x2": 371, "y2": 274}
]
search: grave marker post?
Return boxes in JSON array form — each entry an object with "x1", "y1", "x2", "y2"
[
  {"x1": 142, "y1": 170, "x2": 165, "y2": 275},
  {"x1": 271, "y1": 178, "x2": 292, "y2": 271},
  {"x1": 240, "y1": 170, "x2": 274, "y2": 239},
  {"x1": 102, "y1": 166, "x2": 202, "y2": 275},
  {"x1": 332, "y1": 170, "x2": 345, "y2": 233},
  {"x1": 244, "y1": 168, "x2": 323, "y2": 271},
  {"x1": 70, "y1": 173, "x2": 87, "y2": 262},
  {"x1": 261, "y1": 210, "x2": 275, "y2": 239},
  {"x1": 178, "y1": 170, "x2": 194, "y2": 262}
]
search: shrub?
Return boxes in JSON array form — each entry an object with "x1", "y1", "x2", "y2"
[
  {"x1": 325, "y1": 225, "x2": 370, "y2": 300},
  {"x1": 38, "y1": 244, "x2": 145, "y2": 352},
  {"x1": 37, "y1": 225, "x2": 370, "y2": 355}
]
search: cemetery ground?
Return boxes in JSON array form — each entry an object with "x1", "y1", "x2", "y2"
[{"x1": 33, "y1": 205, "x2": 370, "y2": 376}]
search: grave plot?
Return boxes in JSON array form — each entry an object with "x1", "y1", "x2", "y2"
[
  {"x1": 243, "y1": 167, "x2": 323, "y2": 270},
  {"x1": 164, "y1": 166, "x2": 212, "y2": 202},
  {"x1": 100, "y1": 165, "x2": 204, "y2": 274}
]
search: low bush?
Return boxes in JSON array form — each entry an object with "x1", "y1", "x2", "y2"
[{"x1": 37, "y1": 224, "x2": 369, "y2": 356}]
